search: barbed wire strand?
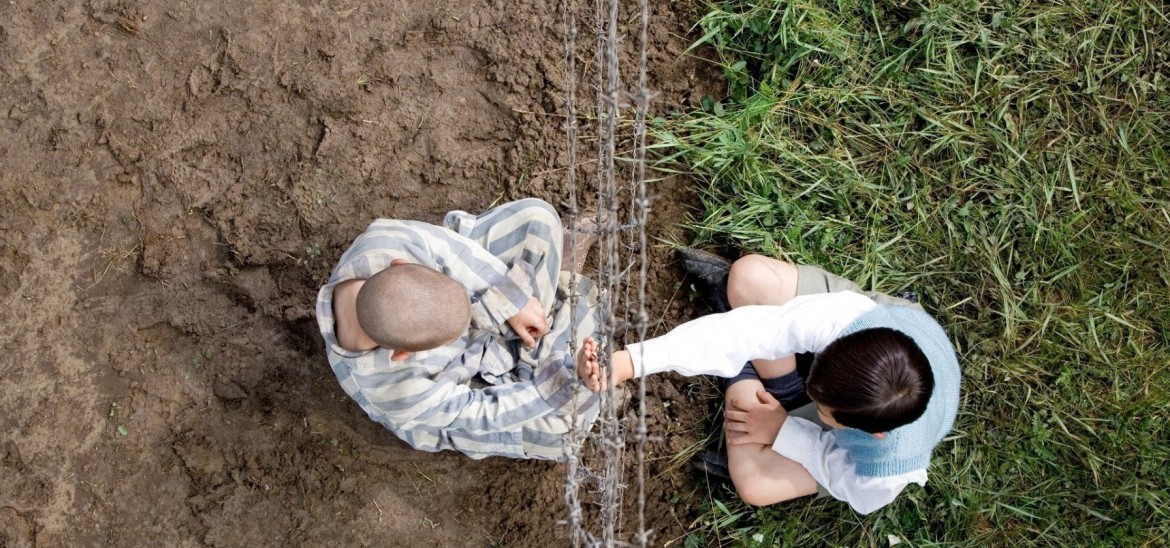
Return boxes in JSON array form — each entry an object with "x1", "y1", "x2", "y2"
[
  {"x1": 561, "y1": 0, "x2": 653, "y2": 543},
  {"x1": 632, "y1": 0, "x2": 652, "y2": 544},
  {"x1": 560, "y1": 0, "x2": 587, "y2": 544},
  {"x1": 603, "y1": 0, "x2": 626, "y2": 543}
]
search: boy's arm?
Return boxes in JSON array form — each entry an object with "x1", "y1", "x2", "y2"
[
  {"x1": 772, "y1": 417, "x2": 927, "y2": 515},
  {"x1": 357, "y1": 350, "x2": 595, "y2": 434},
  {"x1": 623, "y1": 292, "x2": 877, "y2": 379}
]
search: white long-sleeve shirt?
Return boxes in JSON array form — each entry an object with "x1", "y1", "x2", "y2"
[{"x1": 625, "y1": 292, "x2": 927, "y2": 514}]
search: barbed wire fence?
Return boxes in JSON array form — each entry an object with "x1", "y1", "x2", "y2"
[{"x1": 561, "y1": 0, "x2": 654, "y2": 545}]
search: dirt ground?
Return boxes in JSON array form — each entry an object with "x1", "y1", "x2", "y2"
[{"x1": 1, "y1": 0, "x2": 723, "y2": 546}]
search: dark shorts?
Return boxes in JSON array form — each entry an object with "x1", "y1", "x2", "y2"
[{"x1": 726, "y1": 355, "x2": 814, "y2": 411}]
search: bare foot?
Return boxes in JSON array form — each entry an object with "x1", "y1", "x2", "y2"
[{"x1": 562, "y1": 208, "x2": 612, "y2": 273}]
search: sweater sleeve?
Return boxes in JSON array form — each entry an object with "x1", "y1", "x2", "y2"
[{"x1": 624, "y1": 292, "x2": 877, "y2": 378}]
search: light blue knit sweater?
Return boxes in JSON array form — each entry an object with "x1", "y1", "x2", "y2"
[{"x1": 832, "y1": 305, "x2": 961, "y2": 477}]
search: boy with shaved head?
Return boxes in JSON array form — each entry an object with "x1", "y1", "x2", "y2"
[
  {"x1": 316, "y1": 199, "x2": 603, "y2": 460},
  {"x1": 350, "y1": 262, "x2": 472, "y2": 356}
]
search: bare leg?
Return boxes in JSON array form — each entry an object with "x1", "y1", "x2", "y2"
[
  {"x1": 727, "y1": 255, "x2": 801, "y2": 377},
  {"x1": 727, "y1": 254, "x2": 800, "y2": 307},
  {"x1": 725, "y1": 379, "x2": 819, "y2": 505}
]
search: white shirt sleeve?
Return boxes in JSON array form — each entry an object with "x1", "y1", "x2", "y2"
[
  {"x1": 774, "y1": 417, "x2": 928, "y2": 515},
  {"x1": 625, "y1": 292, "x2": 877, "y2": 378}
]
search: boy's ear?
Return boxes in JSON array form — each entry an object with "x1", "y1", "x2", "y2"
[
  {"x1": 390, "y1": 349, "x2": 412, "y2": 361},
  {"x1": 390, "y1": 258, "x2": 409, "y2": 266}
]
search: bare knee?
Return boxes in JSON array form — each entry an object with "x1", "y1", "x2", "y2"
[
  {"x1": 513, "y1": 198, "x2": 560, "y2": 227},
  {"x1": 735, "y1": 481, "x2": 775, "y2": 507},
  {"x1": 727, "y1": 255, "x2": 798, "y2": 308},
  {"x1": 731, "y1": 472, "x2": 804, "y2": 507},
  {"x1": 728, "y1": 461, "x2": 788, "y2": 507},
  {"x1": 505, "y1": 199, "x2": 562, "y2": 245}
]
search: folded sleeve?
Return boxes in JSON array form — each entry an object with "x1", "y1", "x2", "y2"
[{"x1": 468, "y1": 260, "x2": 535, "y2": 333}]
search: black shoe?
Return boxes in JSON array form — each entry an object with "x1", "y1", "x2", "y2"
[
  {"x1": 678, "y1": 248, "x2": 733, "y2": 313},
  {"x1": 692, "y1": 448, "x2": 732, "y2": 481},
  {"x1": 892, "y1": 290, "x2": 920, "y2": 304}
]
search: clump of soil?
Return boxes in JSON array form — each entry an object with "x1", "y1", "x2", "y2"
[{"x1": 0, "y1": 0, "x2": 721, "y2": 545}]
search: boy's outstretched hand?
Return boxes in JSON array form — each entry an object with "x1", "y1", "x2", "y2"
[
  {"x1": 575, "y1": 337, "x2": 604, "y2": 391},
  {"x1": 725, "y1": 389, "x2": 787, "y2": 446},
  {"x1": 575, "y1": 341, "x2": 634, "y2": 392}
]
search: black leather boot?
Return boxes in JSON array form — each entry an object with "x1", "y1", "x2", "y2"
[
  {"x1": 678, "y1": 247, "x2": 733, "y2": 313},
  {"x1": 693, "y1": 447, "x2": 732, "y2": 481}
]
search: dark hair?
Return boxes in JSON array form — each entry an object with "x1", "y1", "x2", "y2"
[{"x1": 806, "y1": 327, "x2": 934, "y2": 433}]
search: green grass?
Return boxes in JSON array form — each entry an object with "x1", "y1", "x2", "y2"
[{"x1": 653, "y1": 0, "x2": 1170, "y2": 545}]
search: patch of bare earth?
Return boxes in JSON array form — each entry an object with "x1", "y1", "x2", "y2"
[{"x1": 0, "y1": 0, "x2": 720, "y2": 545}]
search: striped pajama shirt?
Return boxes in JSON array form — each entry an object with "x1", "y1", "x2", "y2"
[{"x1": 315, "y1": 199, "x2": 601, "y2": 460}]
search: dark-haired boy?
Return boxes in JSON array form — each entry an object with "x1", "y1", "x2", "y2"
[
  {"x1": 580, "y1": 255, "x2": 960, "y2": 514},
  {"x1": 317, "y1": 199, "x2": 602, "y2": 460}
]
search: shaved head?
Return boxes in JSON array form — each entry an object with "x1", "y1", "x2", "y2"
[{"x1": 355, "y1": 263, "x2": 471, "y2": 352}]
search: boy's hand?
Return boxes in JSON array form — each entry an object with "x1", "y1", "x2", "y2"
[
  {"x1": 576, "y1": 343, "x2": 634, "y2": 393},
  {"x1": 507, "y1": 297, "x2": 549, "y2": 348},
  {"x1": 575, "y1": 337, "x2": 602, "y2": 390},
  {"x1": 725, "y1": 389, "x2": 787, "y2": 446}
]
